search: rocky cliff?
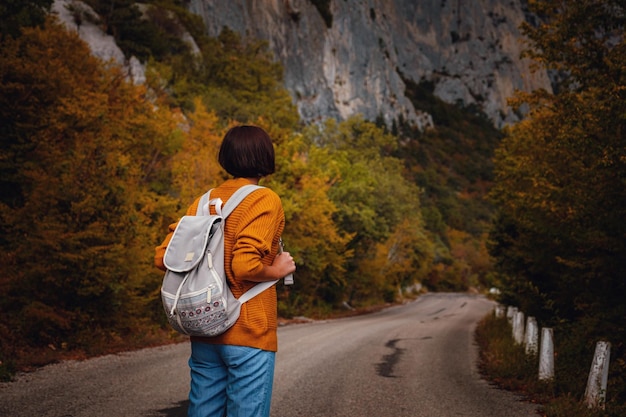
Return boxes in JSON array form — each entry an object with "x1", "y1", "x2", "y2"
[
  {"x1": 52, "y1": 0, "x2": 147, "y2": 84},
  {"x1": 188, "y1": 0, "x2": 552, "y2": 128},
  {"x1": 53, "y1": 0, "x2": 552, "y2": 129}
]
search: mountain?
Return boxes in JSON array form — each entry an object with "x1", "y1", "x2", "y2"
[
  {"x1": 187, "y1": 0, "x2": 552, "y2": 128},
  {"x1": 52, "y1": 0, "x2": 551, "y2": 129}
]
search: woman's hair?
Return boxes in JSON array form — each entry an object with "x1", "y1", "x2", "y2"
[{"x1": 218, "y1": 125, "x2": 276, "y2": 178}]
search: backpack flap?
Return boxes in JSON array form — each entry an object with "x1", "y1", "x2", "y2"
[{"x1": 163, "y1": 215, "x2": 222, "y2": 273}]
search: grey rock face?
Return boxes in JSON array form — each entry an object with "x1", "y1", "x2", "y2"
[
  {"x1": 52, "y1": 0, "x2": 146, "y2": 84},
  {"x1": 188, "y1": 0, "x2": 552, "y2": 128}
]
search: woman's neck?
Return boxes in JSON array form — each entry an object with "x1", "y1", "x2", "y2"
[{"x1": 243, "y1": 177, "x2": 260, "y2": 185}]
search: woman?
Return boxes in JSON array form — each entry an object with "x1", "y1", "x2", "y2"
[{"x1": 155, "y1": 125, "x2": 296, "y2": 417}]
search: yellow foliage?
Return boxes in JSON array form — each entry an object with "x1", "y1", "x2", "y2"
[{"x1": 171, "y1": 98, "x2": 224, "y2": 205}]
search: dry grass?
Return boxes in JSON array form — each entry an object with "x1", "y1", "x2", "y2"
[{"x1": 475, "y1": 313, "x2": 624, "y2": 417}]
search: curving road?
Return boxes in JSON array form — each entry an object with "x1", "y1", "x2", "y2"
[{"x1": 0, "y1": 293, "x2": 540, "y2": 416}]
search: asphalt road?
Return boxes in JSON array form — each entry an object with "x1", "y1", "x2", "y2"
[{"x1": 0, "y1": 293, "x2": 540, "y2": 417}]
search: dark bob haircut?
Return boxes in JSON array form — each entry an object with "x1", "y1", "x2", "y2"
[{"x1": 218, "y1": 125, "x2": 275, "y2": 178}]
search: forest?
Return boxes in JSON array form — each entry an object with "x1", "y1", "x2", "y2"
[{"x1": 0, "y1": 2, "x2": 624, "y2": 407}]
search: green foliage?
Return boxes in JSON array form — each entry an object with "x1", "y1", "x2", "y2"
[
  {"x1": 83, "y1": 0, "x2": 194, "y2": 61},
  {"x1": 0, "y1": 0, "x2": 53, "y2": 39},
  {"x1": 298, "y1": 117, "x2": 433, "y2": 307},
  {"x1": 198, "y1": 28, "x2": 299, "y2": 128},
  {"x1": 265, "y1": 129, "x2": 353, "y2": 314},
  {"x1": 144, "y1": 26, "x2": 299, "y2": 128},
  {"x1": 398, "y1": 76, "x2": 502, "y2": 292}
]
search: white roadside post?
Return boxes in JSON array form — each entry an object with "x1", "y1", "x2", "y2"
[
  {"x1": 584, "y1": 341, "x2": 611, "y2": 409},
  {"x1": 524, "y1": 317, "x2": 538, "y2": 356},
  {"x1": 539, "y1": 327, "x2": 555, "y2": 381},
  {"x1": 513, "y1": 311, "x2": 525, "y2": 344},
  {"x1": 507, "y1": 306, "x2": 517, "y2": 325},
  {"x1": 495, "y1": 304, "x2": 506, "y2": 318}
]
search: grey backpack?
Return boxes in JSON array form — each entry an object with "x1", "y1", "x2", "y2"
[{"x1": 160, "y1": 184, "x2": 278, "y2": 336}]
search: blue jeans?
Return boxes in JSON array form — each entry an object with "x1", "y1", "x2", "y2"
[{"x1": 188, "y1": 342, "x2": 276, "y2": 417}]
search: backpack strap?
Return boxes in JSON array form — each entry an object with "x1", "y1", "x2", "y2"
[
  {"x1": 197, "y1": 184, "x2": 280, "y2": 298},
  {"x1": 196, "y1": 184, "x2": 262, "y2": 217},
  {"x1": 239, "y1": 279, "x2": 277, "y2": 303},
  {"x1": 222, "y1": 184, "x2": 263, "y2": 218},
  {"x1": 196, "y1": 191, "x2": 213, "y2": 216},
  {"x1": 219, "y1": 184, "x2": 280, "y2": 299}
]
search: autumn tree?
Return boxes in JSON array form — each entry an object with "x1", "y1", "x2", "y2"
[
  {"x1": 0, "y1": 18, "x2": 180, "y2": 364},
  {"x1": 300, "y1": 117, "x2": 433, "y2": 307},
  {"x1": 398, "y1": 77, "x2": 502, "y2": 292},
  {"x1": 263, "y1": 127, "x2": 353, "y2": 315},
  {"x1": 198, "y1": 28, "x2": 299, "y2": 129},
  {"x1": 144, "y1": 24, "x2": 300, "y2": 129},
  {"x1": 489, "y1": 2, "x2": 626, "y2": 399}
]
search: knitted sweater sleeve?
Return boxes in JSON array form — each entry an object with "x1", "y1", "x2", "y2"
[{"x1": 229, "y1": 190, "x2": 284, "y2": 283}]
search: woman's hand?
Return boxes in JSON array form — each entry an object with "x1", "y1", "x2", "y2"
[
  {"x1": 239, "y1": 249, "x2": 296, "y2": 282},
  {"x1": 272, "y1": 251, "x2": 296, "y2": 278}
]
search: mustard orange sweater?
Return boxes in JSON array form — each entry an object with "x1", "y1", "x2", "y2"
[{"x1": 155, "y1": 178, "x2": 285, "y2": 352}]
